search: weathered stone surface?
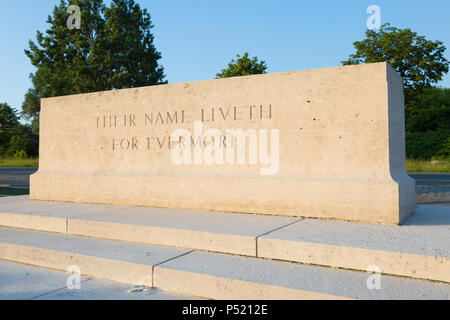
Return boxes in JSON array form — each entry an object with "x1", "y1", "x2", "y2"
[
  {"x1": 30, "y1": 62, "x2": 415, "y2": 224},
  {"x1": 1, "y1": 226, "x2": 449, "y2": 299},
  {"x1": 0, "y1": 260, "x2": 195, "y2": 300},
  {"x1": 1, "y1": 197, "x2": 447, "y2": 283}
]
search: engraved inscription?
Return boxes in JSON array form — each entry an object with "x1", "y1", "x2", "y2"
[{"x1": 96, "y1": 105, "x2": 273, "y2": 151}]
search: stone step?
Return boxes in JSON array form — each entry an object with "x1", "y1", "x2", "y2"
[
  {"x1": 0, "y1": 196, "x2": 300, "y2": 256},
  {"x1": 0, "y1": 260, "x2": 197, "y2": 300},
  {"x1": 258, "y1": 205, "x2": 450, "y2": 283},
  {"x1": 0, "y1": 196, "x2": 448, "y2": 283},
  {"x1": 0, "y1": 226, "x2": 448, "y2": 300}
]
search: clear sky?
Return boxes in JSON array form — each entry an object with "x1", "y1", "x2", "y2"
[{"x1": 1, "y1": 0, "x2": 450, "y2": 112}]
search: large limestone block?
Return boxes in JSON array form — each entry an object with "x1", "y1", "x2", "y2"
[{"x1": 30, "y1": 62, "x2": 415, "y2": 224}]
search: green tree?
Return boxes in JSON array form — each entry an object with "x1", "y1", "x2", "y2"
[
  {"x1": 216, "y1": 52, "x2": 267, "y2": 78},
  {"x1": 342, "y1": 23, "x2": 449, "y2": 100},
  {"x1": 0, "y1": 103, "x2": 19, "y2": 133},
  {"x1": 405, "y1": 129, "x2": 450, "y2": 160},
  {"x1": 14, "y1": 150, "x2": 28, "y2": 160},
  {"x1": 406, "y1": 86, "x2": 450, "y2": 133},
  {"x1": 0, "y1": 103, "x2": 20, "y2": 154},
  {"x1": 6, "y1": 136, "x2": 34, "y2": 158},
  {"x1": 23, "y1": 0, "x2": 166, "y2": 133},
  {"x1": 404, "y1": 86, "x2": 450, "y2": 160}
]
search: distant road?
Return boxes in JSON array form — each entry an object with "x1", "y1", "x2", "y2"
[
  {"x1": 0, "y1": 167, "x2": 38, "y2": 187},
  {"x1": 409, "y1": 173, "x2": 450, "y2": 185},
  {"x1": 0, "y1": 167, "x2": 38, "y2": 174},
  {"x1": 409, "y1": 173, "x2": 450, "y2": 193},
  {"x1": 409, "y1": 173, "x2": 450, "y2": 206}
]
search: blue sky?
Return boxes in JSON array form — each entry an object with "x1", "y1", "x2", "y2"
[{"x1": 1, "y1": 0, "x2": 450, "y2": 112}]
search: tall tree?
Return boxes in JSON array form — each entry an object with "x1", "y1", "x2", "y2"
[
  {"x1": 216, "y1": 52, "x2": 267, "y2": 78},
  {"x1": 0, "y1": 103, "x2": 19, "y2": 136},
  {"x1": 23, "y1": 0, "x2": 166, "y2": 133},
  {"x1": 342, "y1": 23, "x2": 449, "y2": 98},
  {"x1": 0, "y1": 103, "x2": 20, "y2": 153}
]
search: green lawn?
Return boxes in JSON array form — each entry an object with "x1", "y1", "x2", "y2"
[
  {"x1": 406, "y1": 158, "x2": 450, "y2": 173},
  {"x1": 0, "y1": 158, "x2": 39, "y2": 167}
]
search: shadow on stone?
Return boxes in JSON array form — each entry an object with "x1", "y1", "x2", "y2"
[{"x1": 402, "y1": 206, "x2": 450, "y2": 226}]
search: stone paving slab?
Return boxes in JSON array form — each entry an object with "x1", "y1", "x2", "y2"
[
  {"x1": 258, "y1": 205, "x2": 450, "y2": 283},
  {"x1": 0, "y1": 196, "x2": 448, "y2": 282},
  {"x1": 0, "y1": 226, "x2": 191, "y2": 286},
  {"x1": 0, "y1": 196, "x2": 300, "y2": 256},
  {"x1": 261, "y1": 205, "x2": 449, "y2": 257},
  {"x1": 0, "y1": 260, "x2": 196, "y2": 300},
  {"x1": 154, "y1": 250, "x2": 450, "y2": 300},
  {"x1": 0, "y1": 227, "x2": 448, "y2": 300}
]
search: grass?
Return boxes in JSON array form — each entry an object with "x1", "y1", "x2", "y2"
[
  {"x1": 0, "y1": 187, "x2": 29, "y2": 197},
  {"x1": 406, "y1": 158, "x2": 450, "y2": 173},
  {"x1": 0, "y1": 158, "x2": 39, "y2": 167}
]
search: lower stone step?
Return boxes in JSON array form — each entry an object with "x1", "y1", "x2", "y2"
[
  {"x1": 0, "y1": 227, "x2": 449, "y2": 299},
  {"x1": 0, "y1": 259, "x2": 196, "y2": 300},
  {"x1": 0, "y1": 196, "x2": 448, "y2": 283}
]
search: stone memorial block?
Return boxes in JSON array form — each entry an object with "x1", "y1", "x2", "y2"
[{"x1": 30, "y1": 62, "x2": 415, "y2": 224}]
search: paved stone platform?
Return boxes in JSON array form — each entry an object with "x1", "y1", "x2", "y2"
[
  {"x1": 0, "y1": 226, "x2": 448, "y2": 299},
  {"x1": 0, "y1": 196, "x2": 448, "y2": 284}
]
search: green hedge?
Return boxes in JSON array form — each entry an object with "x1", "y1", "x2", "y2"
[
  {"x1": 405, "y1": 129, "x2": 450, "y2": 160},
  {"x1": 4, "y1": 135, "x2": 38, "y2": 158}
]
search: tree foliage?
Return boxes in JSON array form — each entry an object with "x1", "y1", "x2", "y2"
[
  {"x1": 0, "y1": 103, "x2": 20, "y2": 148},
  {"x1": 342, "y1": 23, "x2": 449, "y2": 92},
  {"x1": 406, "y1": 129, "x2": 450, "y2": 160},
  {"x1": 0, "y1": 103, "x2": 19, "y2": 133},
  {"x1": 404, "y1": 87, "x2": 450, "y2": 160},
  {"x1": 0, "y1": 103, "x2": 38, "y2": 158},
  {"x1": 23, "y1": 0, "x2": 166, "y2": 133},
  {"x1": 406, "y1": 86, "x2": 450, "y2": 133},
  {"x1": 216, "y1": 53, "x2": 267, "y2": 78},
  {"x1": 6, "y1": 136, "x2": 35, "y2": 158}
]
